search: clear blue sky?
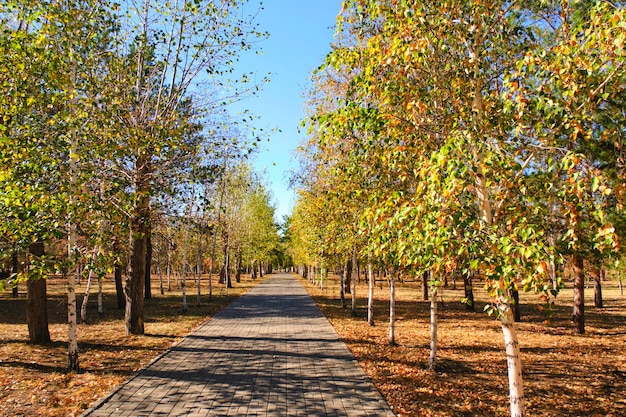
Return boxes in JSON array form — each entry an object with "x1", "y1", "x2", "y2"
[{"x1": 229, "y1": 1, "x2": 341, "y2": 222}]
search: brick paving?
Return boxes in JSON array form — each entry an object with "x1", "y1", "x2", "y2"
[{"x1": 81, "y1": 273, "x2": 395, "y2": 417}]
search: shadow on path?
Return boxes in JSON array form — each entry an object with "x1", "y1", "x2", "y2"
[{"x1": 80, "y1": 273, "x2": 394, "y2": 417}]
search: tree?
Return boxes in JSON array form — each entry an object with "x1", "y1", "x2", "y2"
[
  {"x1": 1, "y1": 1, "x2": 117, "y2": 367},
  {"x1": 505, "y1": 0, "x2": 625, "y2": 334},
  {"x1": 296, "y1": 1, "x2": 623, "y2": 416},
  {"x1": 100, "y1": 0, "x2": 267, "y2": 335}
]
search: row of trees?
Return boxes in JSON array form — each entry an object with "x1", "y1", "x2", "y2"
[
  {"x1": 289, "y1": 1, "x2": 625, "y2": 417},
  {"x1": 0, "y1": 0, "x2": 281, "y2": 373}
]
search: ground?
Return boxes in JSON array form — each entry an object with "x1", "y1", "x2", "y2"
[
  {"x1": 302, "y1": 273, "x2": 626, "y2": 417},
  {"x1": 0, "y1": 273, "x2": 624, "y2": 417},
  {"x1": 0, "y1": 275, "x2": 258, "y2": 417}
]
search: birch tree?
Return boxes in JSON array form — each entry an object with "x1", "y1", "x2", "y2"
[{"x1": 298, "y1": 1, "x2": 623, "y2": 416}]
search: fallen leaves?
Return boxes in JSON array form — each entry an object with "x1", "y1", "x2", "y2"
[
  {"x1": 0, "y1": 275, "x2": 258, "y2": 417},
  {"x1": 304, "y1": 275, "x2": 626, "y2": 417}
]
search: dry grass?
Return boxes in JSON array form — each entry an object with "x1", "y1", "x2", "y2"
[
  {"x1": 302, "y1": 274, "x2": 626, "y2": 417},
  {"x1": 0, "y1": 274, "x2": 261, "y2": 417}
]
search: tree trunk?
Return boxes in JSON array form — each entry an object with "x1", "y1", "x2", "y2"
[
  {"x1": 97, "y1": 274, "x2": 103, "y2": 315},
  {"x1": 125, "y1": 186, "x2": 148, "y2": 335},
  {"x1": 340, "y1": 258, "x2": 346, "y2": 309},
  {"x1": 351, "y1": 249, "x2": 357, "y2": 315},
  {"x1": 225, "y1": 251, "x2": 232, "y2": 288},
  {"x1": 572, "y1": 254, "x2": 585, "y2": 334},
  {"x1": 593, "y1": 278, "x2": 603, "y2": 308},
  {"x1": 367, "y1": 262, "x2": 375, "y2": 326},
  {"x1": 550, "y1": 259, "x2": 559, "y2": 292},
  {"x1": 500, "y1": 304, "x2": 525, "y2": 417},
  {"x1": 66, "y1": 238, "x2": 79, "y2": 372},
  {"x1": 619, "y1": 272, "x2": 623, "y2": 296},
  {"x1": 182, "y1": 224, "x2": 189, "y2": 313},
  {"x1": 510, "y1": 282, "x2": 521, "y2": 323},
  {"x1": 593, "y1": 268, "x2": 603, "y2": 308},
  {"x1": 11, "y1": 248, "x2": 18, "y2": 297},
  {"x1": 27, "y1": 277, "x2": 50, "y2": 344},
  {"x1": 220, "y1": 240, "x2": 228, "y2": 284},
  {"x1": 156, "y1": 235, "x2": 164, "y2": 295},
  {"x1": 429, "y1": 279, "x2": 438, "y2": 370},
  {"x1": 80, "y1": 269, "x2": 94, "y2": 323},
  {"x1": 464, "y1": 272, "x2": 475, "y2": 311},
  {"x1": 158, "y1": 257, "x2": 164, "y2": 295},
  {"x1": 144, "y1": 232, "x2": 152, "y2": 300},
  {"x1": 235, "y1": 252, "x2": 242, "y2": 284},
  {"x1": 208, "y1": 238, "x2": 215, "y2": 299},
  {"x1": 167, "y1": 241, "x2": 172, "y2": 292},
  {"x1": 197, "y1": 234, "x2": 203, "y2": 306},
  {"x1": 344, "y1": 258, "x2": 352, "y2": 294},
  {"x1": 26, "y1": 241, "x2": 50, "y2": 344},
  {"x1": 114, "y1": 262, "x2": 125, "y2": 309},
  {"x1": 389, "y1": 268, "x2": 395, "y2": 346},
  {"x1": 422, "y1": 270, "x2": 429, "y2": 301}
]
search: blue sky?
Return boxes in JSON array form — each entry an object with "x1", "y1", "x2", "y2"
[{"x1": 229, "y1": 1, "x2": 341, "y2": 221}]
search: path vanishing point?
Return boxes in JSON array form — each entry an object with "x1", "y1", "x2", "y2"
[{"x1": 80, "y1": 273, "x2": 395, "y2": 417}]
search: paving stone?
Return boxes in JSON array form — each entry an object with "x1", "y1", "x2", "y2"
[{"x1": 80, "y1": 274, "x2": 395, "y2": 417}]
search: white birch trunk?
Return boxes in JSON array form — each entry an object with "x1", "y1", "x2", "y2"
[
  {"x1": 500, "y1": 304, "x2": 525, "y2": 417},
  {"x1": 80, "y1": 269, "x2": 94, "y2": 323},
  {"x1": 389, "y1": 268, "x2": 395, "y2": 345},
  {"x1": 182, "y1": 224, "x2": 189, "y2": 312},
  {"x1": 429, "y1": 281, "x2": 438, "y2": 370},
  {"x1": 66, "y1": 62, "x2": 79, "y2": 372},
  {"x1": 155, "y1": 235, "x2": 164, "y2": 295},
  {"x1": 468, "y1": 14, "x2": 524, "y2": 416},
  {"x1": 167, "y1": 241, "x2": 172, "y2": 291},
  {"x1": 367, "y1": 262, "x2": 375, "y2": 326},
  {"x1": 67, "y1": 234, "x2": 79, "y2": 372},
  {"x1": 197, "y1": 231, "x2": 202, "y2": 306}
]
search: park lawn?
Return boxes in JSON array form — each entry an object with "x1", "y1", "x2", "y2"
[
  {"x1": 303, "y1": 274, "x2": 626, "y2": 417},
  {"x1": 0, "y1": 275, "x2": 260, "y2": 417}
]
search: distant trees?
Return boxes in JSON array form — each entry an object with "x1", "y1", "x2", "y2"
[{"x1": 290, "y1": 1, "x2": 625, "y2": 417}]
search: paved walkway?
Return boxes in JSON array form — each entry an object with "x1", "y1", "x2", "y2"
[{"x1": 81, "y1": 273, "x2": 394, "y2": 417}]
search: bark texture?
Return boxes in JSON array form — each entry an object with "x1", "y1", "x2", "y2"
[
  {"x1": 422, "y1": 270, "x2": 429, "y2": 301},
  {"x1": 430, "y1": 284, "x2": 438, "y2": 370},
  {"x1": 572, "y1": 254, "x2": 585, "y2": 334},
  {"x1": 500, "y1": 304, "x2": 525, "y2": 417},
  {"x1": 26, "y1": 241, "x2": 50, "y2": 345},
  {"x1": 114, "y1": 262, "x2": 125, "y2": 309},
  {"x1": 125, "y1": 195, "x2": 148, "y2": 334}
]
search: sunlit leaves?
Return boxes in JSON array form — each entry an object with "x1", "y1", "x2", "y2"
[{"x1": 295, "y1": 0, "x2": 624, "y2": 317}]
